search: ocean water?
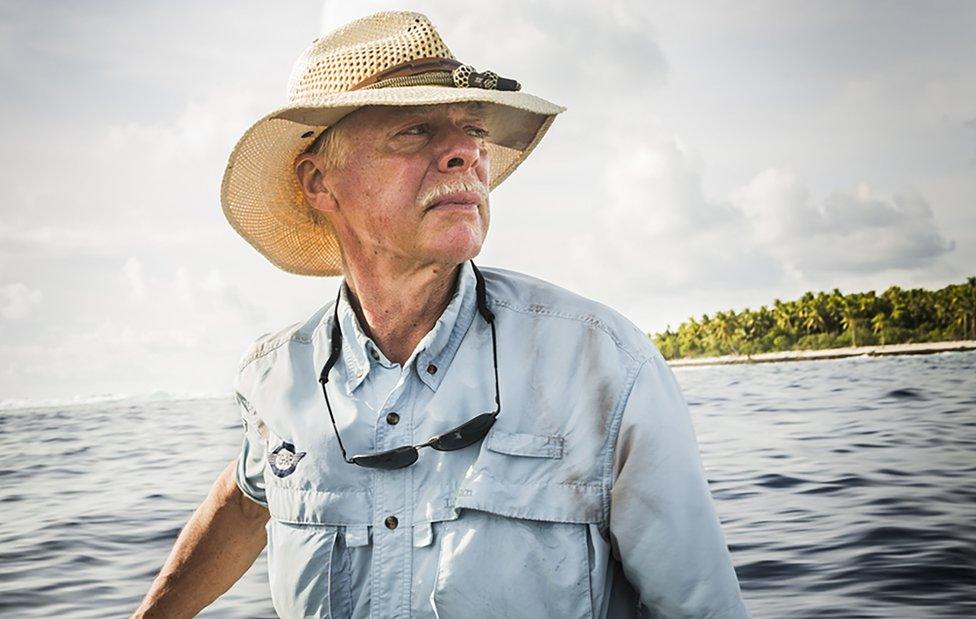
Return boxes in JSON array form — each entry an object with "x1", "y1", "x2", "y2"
[{"x1": 1, "y1": 351, "x2": 973, "y2": 618}]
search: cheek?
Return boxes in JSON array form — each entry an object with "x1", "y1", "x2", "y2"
[
  {"x1": 478, "y1": 152, "x2": 490, "y2": 184},
  {"x1": 366, "y1": 160, "x2": 424, "y2": 204},
  {"x1": 337, "y1": 164, "x2": 413, "y2": 226}
]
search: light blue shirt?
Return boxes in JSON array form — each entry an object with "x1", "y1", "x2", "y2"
[{"x1": 234, "y1": 261, "x2": 749, "y2": 618}]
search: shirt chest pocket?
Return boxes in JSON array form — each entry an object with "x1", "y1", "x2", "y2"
[{"x1": 431, "y1": 430, "x2": 604, "y2": 619}]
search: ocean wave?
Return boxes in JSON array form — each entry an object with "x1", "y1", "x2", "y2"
[{"x1": 0, "y1": 389, "x2": 232, "y2": 412}]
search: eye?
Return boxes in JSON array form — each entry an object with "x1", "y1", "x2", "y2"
[
  {"x1": 400, "y1": 123, "x2": 429, "y2": 136},
  {"x1": 466, "y1": 126, "x2": 489, "y2": 139}
]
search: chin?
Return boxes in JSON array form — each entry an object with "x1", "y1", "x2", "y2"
[
  {"x1": 423, "y1": 238, "x2": 484, "y2": 266},
  {"x1": 424, "y1": 222, "x2": 486, "y2": 265}
]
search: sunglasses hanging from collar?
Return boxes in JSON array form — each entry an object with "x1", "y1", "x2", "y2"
[{"x1": 318, "y1": 261, "x2": 500, "y2": 470}]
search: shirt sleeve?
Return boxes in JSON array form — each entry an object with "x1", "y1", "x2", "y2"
[
  {"x1": 609, "y1": 353, "x2": 750, "y2": 618},
  {"x1": 234, "y1": 343, "x2": 269, "y2": 507}
]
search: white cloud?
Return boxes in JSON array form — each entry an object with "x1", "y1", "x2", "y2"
[
  {"x1": 0, "y1": 283, "x2": 42, "y2": 319},
  {"x1": 173, "y1": 266, "x2": 268, "y2": 325},
  {"x1": 119, "y1": 259, "x2": 268, "y2": 326},
  {"x1": 123, "y1": 257, "x2": 146, "y2": 298},
  {"x1": 732, "y1": 169, "x2": 955, "y2": 275},
  {"x1": 0, "y1": 221, "x2": 118, "y2": 257}
]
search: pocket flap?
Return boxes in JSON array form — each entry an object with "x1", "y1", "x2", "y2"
[
  {"x1": 487, "y1": 430, "x2": 564, "y2": 459},
  {"x1": 266, "y1": 486, "x2": 371, "y2": 526},
  {"x1": 455, "y1": 475, "x2": 602, "y2": 524}
]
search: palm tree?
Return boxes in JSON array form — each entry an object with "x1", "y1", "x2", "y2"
[
  {"x1": 800, "y1": 295, "x2": 827, "y2": 334},
  {"x1": 840, "y1": 299, "x2": 859, "y2": 347},
  {"x1": 871, "y1": 312, "x2": 888, "y2": 346},
  {"x1": 771, "y1": 298, "x2": 799, "y2": 345}
]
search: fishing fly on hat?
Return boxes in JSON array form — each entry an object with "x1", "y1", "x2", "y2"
[{"x1": 221, "y1": 11, "x2": 565, "y2": 276}]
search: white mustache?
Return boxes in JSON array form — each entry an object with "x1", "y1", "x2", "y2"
[{"x1": 417, "y1": 180, "x2": 489, "y2": 210}]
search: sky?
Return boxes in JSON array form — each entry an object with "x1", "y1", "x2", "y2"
[{"x1": 1, "y1": 0, "x2": 973, "y2": 402}]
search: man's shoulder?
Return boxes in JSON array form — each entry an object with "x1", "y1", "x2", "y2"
[
  {"x1": 481, "y1": 266, "x2": 656, "y2": 363},
  {"x1": 236, "y1": 301, "x2": 333, "y2": 373}
]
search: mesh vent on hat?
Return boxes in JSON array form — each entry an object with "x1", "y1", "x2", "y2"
[{"x1": 288, "y1": 12, "x2": 454, "y2": 102}]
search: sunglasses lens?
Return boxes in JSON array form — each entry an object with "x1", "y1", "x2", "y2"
[
  {"x1": 429, "y1": 412, "x2": 497, "y2": 451},
  {"x1": 351, "y1": 445, "x2": 419, "y2": 470}
]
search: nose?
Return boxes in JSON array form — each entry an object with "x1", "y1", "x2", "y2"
[{"x1": 436, "y1": 128, "x2": 483, "y2": 175}]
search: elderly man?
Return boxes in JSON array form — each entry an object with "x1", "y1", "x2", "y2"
[{"x1": 134, "y1": 11, "x2": 749, "y2": 619}]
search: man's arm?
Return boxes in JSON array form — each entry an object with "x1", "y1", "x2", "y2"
[
  {"x1": 132, "y1": 458, "x2": 270, "y2": 619},
  {"x1": 609, "y1": 354, "x2": 750, "y2": 618}
]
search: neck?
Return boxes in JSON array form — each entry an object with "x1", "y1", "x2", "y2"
[{"x1": 341, "y1": 258, "x2": 463, "y2": 365}]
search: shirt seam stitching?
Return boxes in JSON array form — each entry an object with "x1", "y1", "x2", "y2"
[
  {"x1": 239, "y1": 330, "x2": 305, "y2": 372},
  {"x1": 601, "y1": 354, "x2": 653, "y2": 527},
  {"x1": 488, "y1": 298, "x2": 641, "y2": 362},
  {"x1": 239, "y1": 299, "x2": 336, "y2": 372}
]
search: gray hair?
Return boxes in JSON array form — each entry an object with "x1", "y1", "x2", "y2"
[
  {"x1": 304, "y1": 120, "x2": 350, "y2": 171},
  {"x1": 298, "y1": 119, "x2": 351, "y2": 227}
]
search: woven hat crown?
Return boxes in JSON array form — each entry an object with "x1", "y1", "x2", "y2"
[{"x1": 287, "y1": 12, "x2": 454, "y2": 103}]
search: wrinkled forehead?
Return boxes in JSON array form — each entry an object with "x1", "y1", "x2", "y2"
[{"x1": 344, "y1": 101, "x2": 488, "y2": 128}]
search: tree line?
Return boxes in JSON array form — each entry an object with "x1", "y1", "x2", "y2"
[{"x1": 653, "y1": 277, "x2": 976, "y2": 360}]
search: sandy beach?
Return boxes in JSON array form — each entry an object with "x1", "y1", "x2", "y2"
[{"x1": 667, "y1": 340, "x2": 976, "y2": 367}]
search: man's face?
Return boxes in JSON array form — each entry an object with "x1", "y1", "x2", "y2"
[{"x1": 317, "y1": 103, "x2": 491, "y2": 270}]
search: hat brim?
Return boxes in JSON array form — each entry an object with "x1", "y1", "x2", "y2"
[{"x1": 220, "y1": 86, "x2": 564, "y2": 277}]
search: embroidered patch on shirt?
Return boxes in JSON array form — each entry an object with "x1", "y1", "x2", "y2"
[{"x1": 267, "y1": 441, "x2": 306, "y2": 478}]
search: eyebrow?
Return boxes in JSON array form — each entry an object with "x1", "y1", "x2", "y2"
[
  {"x1": 460, "y1": 101, "x2": 487, "y2": 112},
  {"x1": 458, "y1": 102, "x2": 488, "y2": 118}
]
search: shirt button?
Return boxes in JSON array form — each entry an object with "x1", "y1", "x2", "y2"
[
  {"x1": 386, "y1": 412, "x2": 400, "y2": 426},
  {"x1": 370, "y1": 348, "x2": 380, "y2": 361},
  {"x1": 426, "y1": 363, "x2": 437, "y2": 375},
  {"x1": 384, "y1": 515, "x2": 399, "y2": 530}
]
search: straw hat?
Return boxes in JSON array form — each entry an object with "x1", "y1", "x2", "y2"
[{"x1": 221, "y1": 11, "x2": 565, "y2": 276}]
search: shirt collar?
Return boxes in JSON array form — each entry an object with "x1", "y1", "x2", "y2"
[{"x1": 327, "y1": 261, "x2": 479, "y2": 395}]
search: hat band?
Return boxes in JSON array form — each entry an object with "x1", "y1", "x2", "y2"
[{"x1": 351, "y1": 57, "x2": 521, "y2": 92}]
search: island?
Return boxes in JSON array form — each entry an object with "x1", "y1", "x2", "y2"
[{"x1": 653, "y1": 277, "x2": 976, "y2": 366}]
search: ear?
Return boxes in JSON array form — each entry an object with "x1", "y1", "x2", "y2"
[{"x1": 295, "y1": 153, "x2": 338, "y2": 213}]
